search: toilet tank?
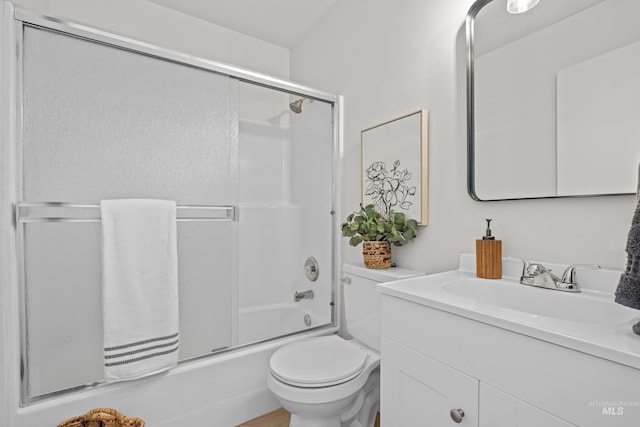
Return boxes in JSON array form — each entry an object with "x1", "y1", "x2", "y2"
[{"x1": 342, "y1": 263, "x2": 424, "y2": 351}]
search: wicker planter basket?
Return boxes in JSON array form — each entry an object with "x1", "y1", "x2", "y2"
[
  {"x1": 57, "y1": 408, "x2": 145, "y2": 427},
  {"x1": 362, "y1": 241, "x2": 392, "y2": 269}
]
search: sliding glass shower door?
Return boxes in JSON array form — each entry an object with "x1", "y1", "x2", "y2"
[
  {"x1": 12, "y1": 15, "x2": 339, "y2": 403},
  {"x1": 20, "y1": 25, "x2": 237, "y2": 397}
]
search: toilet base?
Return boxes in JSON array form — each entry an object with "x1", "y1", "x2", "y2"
[
  {"x1": 275, "y1": 369, "x2": 380, "y2": 427},
  {"x1": 277, "y1": 391, "x2": 358, "y2": 427},
  {"x1": 289, "y1": 414, "x2": 341, "y2": 427},
  {"x1": 341, "y1": 370, "x2": 379, "y2": 427}
]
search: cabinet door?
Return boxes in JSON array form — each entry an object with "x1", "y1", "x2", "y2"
[
  {"x1": 381, "y1": 337, "x2": 479, "y2": 426},
  {"x1": 480, "y1": 383, "x2": 576, "y2": 427}
]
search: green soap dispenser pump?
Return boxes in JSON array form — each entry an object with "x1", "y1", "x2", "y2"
[{"x1": 476, "y1": 219, "x2": 502, "y2": 279}]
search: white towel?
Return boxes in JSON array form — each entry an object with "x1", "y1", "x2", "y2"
[{"x1": 100, "y1": 199, "x2": 179, "y2": 382}]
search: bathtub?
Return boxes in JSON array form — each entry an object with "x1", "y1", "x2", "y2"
[
  {"x1": 238, "y1": 303, "x2": 321, "y2": 345},
  {"x1": 8, "y1": 327, "x2": 336, "y2": 427}
]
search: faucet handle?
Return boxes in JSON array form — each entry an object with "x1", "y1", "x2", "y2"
[
  {"x1": 560, "y1": 264, "x2": 600, "y2": 285},
  {"x1": 506, "y1": 256, "x2": 531, "y2": 277}
]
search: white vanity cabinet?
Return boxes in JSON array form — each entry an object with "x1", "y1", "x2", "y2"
[
  {"x1": 480, "y1": 383, "x2": 574, "y2": 427},
  {"x1": 379, "y1": 293, "x2": 640, "y2": 427},
  {"x1": 382, "y1": 337, "x2": 479, "y2": 425},
  {"x1": 382, "y1": 337, "x2": 572, "y2": 426}
]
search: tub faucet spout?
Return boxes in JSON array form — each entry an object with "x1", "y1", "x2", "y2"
[{"x1": 294, "y1": 290, "x2": 314, "y2": 302}]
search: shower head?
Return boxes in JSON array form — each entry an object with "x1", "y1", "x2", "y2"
[{"x1": 289, "y1": 98, "x2": 306, "y2": 114}]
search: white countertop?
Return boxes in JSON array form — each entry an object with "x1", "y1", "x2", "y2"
[{"x1": 377, "y1": 254, "x2": 640, "y2": 370}]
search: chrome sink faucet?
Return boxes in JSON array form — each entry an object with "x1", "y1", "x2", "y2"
[{"x1": 507, "y1": 257, "x2": 600, "y2": 293}]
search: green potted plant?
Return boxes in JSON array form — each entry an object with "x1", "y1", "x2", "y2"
[{"x1": 341, "y1": 203, "x2": 418, "y2": 269}]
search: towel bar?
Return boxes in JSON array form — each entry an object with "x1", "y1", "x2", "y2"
[{"x1": 15, "y1": 202, "x2": 237, "y2": 224}]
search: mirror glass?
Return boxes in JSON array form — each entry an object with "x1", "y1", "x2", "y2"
[{"x1": 467, "y1": 0, "x2": 640, "y2": 200}]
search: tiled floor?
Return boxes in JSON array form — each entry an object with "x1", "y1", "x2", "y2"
[{"x1": 237, "y1": 408, "x2": 381, "y2": 427}]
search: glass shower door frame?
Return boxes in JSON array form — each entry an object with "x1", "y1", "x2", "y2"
[{"x1": 2, "y1": 3, "x2": 343, "y2": 405}]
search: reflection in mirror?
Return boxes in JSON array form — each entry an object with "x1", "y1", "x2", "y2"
[{"x1": 467, "y1": 0, "x2": 640, "y2": 200}]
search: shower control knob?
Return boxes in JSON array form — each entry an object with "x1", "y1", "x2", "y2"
[
  {"x1": 304, "y1": 257, "x2": 319, "y2": 281},
  {"x1": 450, "y1": 408, "x2": 465, "y2": 423}
]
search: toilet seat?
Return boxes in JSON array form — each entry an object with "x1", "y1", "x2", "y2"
[{"x1": 270, "y1": 335, "x2": 368, "y2": 388}]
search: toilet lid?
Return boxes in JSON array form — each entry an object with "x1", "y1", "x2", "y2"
[{"x1": 270, "y1": 336, "x2": 368, "y2": 388}]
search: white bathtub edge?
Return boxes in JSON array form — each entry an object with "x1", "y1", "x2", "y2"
[{"x1": 12, "y1": 328, "x2": 337, "y2": 426}]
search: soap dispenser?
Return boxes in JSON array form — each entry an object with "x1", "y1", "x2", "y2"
[{"x1": 476, "y1": 219, "x2": 502, "y2": 279}]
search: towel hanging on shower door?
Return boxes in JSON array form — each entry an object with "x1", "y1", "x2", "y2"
[{"x1": 100, "y1": 199, "x2": 180, "y2": 381}]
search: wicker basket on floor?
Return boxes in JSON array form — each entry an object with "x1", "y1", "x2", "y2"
[
  {"x1": 57, "y1": 408, "x2": 145, "y2": 427},
  {"x1": 362, "y1": 241, "x2": 391, "y2": 269}
]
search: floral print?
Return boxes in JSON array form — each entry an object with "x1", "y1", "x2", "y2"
[{"x1": 364, "y1": 160, "x2": 416, "y2": 220}]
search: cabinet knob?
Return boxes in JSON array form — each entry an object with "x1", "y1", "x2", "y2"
[{"x1": 450, "y1": 408, "x2": 465, "y2": 423}]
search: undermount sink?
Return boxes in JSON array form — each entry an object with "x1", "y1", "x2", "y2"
[{"x1": 441, "y1": 277, "x2": 633, "y2": 324}]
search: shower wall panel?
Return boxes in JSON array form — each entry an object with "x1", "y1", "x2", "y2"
[
  {"x1": 238, "y1": 119, "x2": 291, "y2": 205},
  {"x1": 290, "y1": 100, "x2": 335, "y2": 326},
  {"x1": 236, "y1": 82, "x2": 335, "y2": 342},
  {"x1": 237, "y1": 116, "x2": 300, "y2": 337}
]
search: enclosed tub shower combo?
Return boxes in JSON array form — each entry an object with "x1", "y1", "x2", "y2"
[{"x1": 0, "y1": 3, "x2": 341, "y2": 426}]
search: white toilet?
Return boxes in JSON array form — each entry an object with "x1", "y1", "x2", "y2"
[{"x1": 267, "y1": 263, "x2": 425, "y2": 427}]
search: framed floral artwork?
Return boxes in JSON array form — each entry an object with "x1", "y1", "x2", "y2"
[{"x1": 361, "y1": 110, "x2": 428, "y2": 225}]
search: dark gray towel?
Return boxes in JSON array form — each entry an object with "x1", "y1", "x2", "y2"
[
  {"x1": 615, "y1": 168, "x2": 640, "y2": 313},
  {"x1": 615, "y1": 271, "x2": 640, "y2": 310}
]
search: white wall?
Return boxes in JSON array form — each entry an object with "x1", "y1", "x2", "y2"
[
  {"x1": 10, "y1": 0, "x2": 290, "y2": 79},
  {"x1": 290, "y1": 0, "x2": 637, "y2": 272}
]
